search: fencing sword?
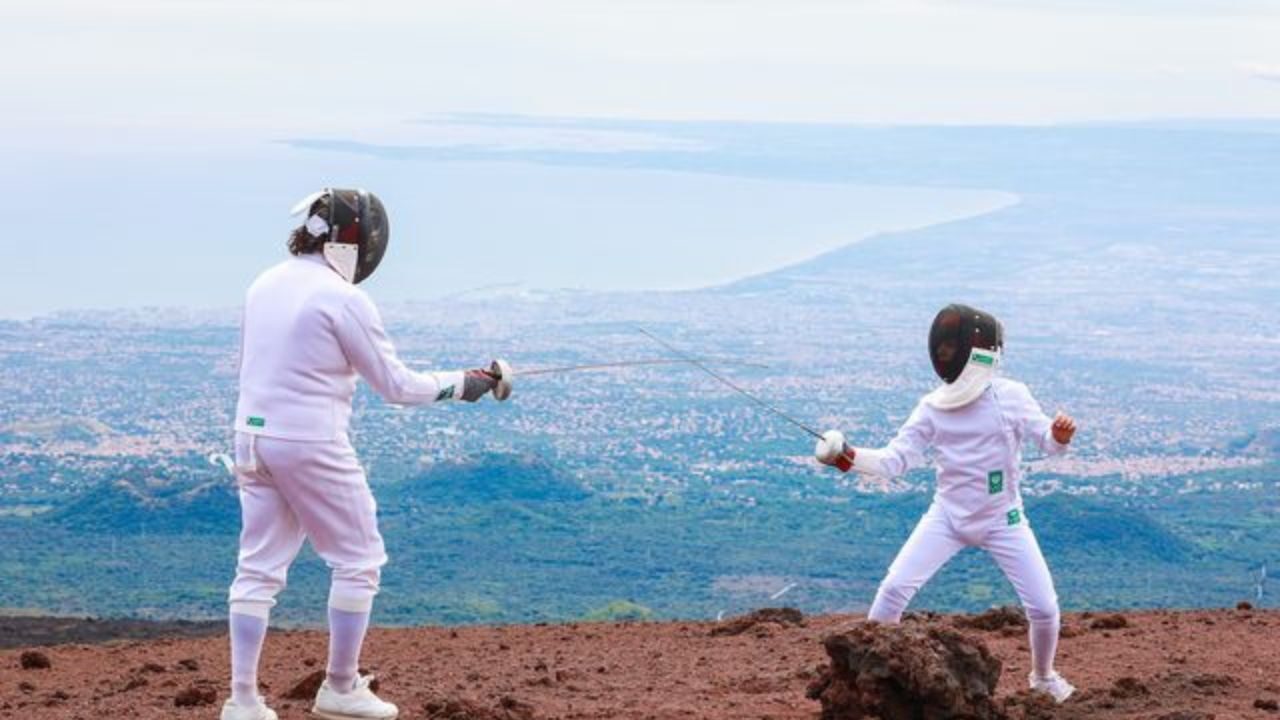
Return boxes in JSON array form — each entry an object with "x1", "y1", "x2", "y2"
[
  {"x1": 481, "y1": 356, "x2": 770, "y2": 402},
  {"x1": 633, "y1": 326, "x2": 824, "y2": 441},
  {"x1": 514, "y1": 357, "x2": 769, "y2": 377},
  {"x1": 634, "y1": 326, "x2": 869, "y2": 474}
]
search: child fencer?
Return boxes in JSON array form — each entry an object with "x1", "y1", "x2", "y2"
[
  {"x1": 224, "y1": 189, "x2": 511, "y2": 720},
  {"x1": 815, "y1": 303, "x2": 1078, "y2": 703}
]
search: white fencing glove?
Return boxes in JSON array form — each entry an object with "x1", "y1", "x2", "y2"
[{"x1": 814, "y1": 429, "x2": 855, "y2": 473}]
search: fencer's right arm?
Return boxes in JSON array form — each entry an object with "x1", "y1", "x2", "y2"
[
  {"x1": 335, "y1": 291, "x2": 468, "y2": 405},
  {"x1": 833, "y1": 402, "x2": 934, "y2": 478}
]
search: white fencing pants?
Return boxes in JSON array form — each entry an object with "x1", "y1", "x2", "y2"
[
  {"x1": 867, "y1": 503, "x2": 1062, "y2": 677},
  {"x1": 228, "y1": 433, "x2": 388, "y2": 619}
]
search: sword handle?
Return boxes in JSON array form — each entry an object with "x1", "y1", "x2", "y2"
[{"x1": 490, "y1": 359, "x2": 513, "y2": 401}]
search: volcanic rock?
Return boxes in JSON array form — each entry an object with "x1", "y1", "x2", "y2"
[
  {"x1": 1110, "y1": 676, "x2": 1149, "y2": 699},
  {"x1": 1000, "y1": 690, "x2": 1062, "y2": 720},
  {"x1": 284, "y1": 670, "x2": 326, "y2": 700},
  {"x1": 709, "y1": 608, "x2": 806, "y2": 637},
  {"x1": 955, "y1": 606, "x2": 1028, "y2": 632},
  {"x1": 1089, "y1": 615, "x2": 1128, "y2": 630},
  {"x1": 284, "y1": 668, "x2": 380, "y2": 700},
  {"x1": 806, "y1": 620, "x2": 1005, "y2": 720},
  {"x1": 424, "y1": 694, "x2": 536, "y2": 720},
  {"x1": 19, "y1": 651, "x2": 51, "y2": 670},
  {"x1": 173, "y1": 683, "x2": 216, "y2": 707}
]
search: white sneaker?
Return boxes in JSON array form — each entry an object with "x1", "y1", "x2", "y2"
[
  {"x1": 1029, "y1": 670, "x2": 1076, "y2": 703},
  {"x1": 220, "y1": 697, "x2": 278, "y2": 720},
  {"x1": 312, "y1": 675, "x2": 399, "y2": 720}
]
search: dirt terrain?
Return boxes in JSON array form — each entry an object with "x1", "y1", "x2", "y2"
[{"x1": 3, "y1": 607, "x2": 1279, "y2": 719}]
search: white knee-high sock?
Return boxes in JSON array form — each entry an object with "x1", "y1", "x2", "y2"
[
  {"x1": 1029, "y1": 617, "x2": 1060, "y2": 679},
  {"x1": 326, "y1": 606, "x2": 371, "y2": 694},
  {"x1": 229, "y1": 612, "x2": 269, "y2": 707}
]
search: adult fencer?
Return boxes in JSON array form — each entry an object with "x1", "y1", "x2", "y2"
[
  {"x1": 815, "y1": 303, "x2": 1079, "y2": 703},
  {"x1": 223, "y1": 189, "x2": 509, "y2": 720}
]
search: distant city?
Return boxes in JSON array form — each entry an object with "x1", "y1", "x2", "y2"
[{"x1": 1, "y1": 119, "x2": 1277, "y2": 624}]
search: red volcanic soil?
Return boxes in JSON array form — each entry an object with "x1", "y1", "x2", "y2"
[{"x1": 3, "y1": 608, "x2": 1279, "y2": 719}]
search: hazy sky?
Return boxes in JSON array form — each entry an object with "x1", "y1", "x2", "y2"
[
  {"x1": 3, "y1": 0, "x2": 1279, "y2": 147},
  {"x1": 3, "y1": 1, "x2": 1278, "y2": 316}
]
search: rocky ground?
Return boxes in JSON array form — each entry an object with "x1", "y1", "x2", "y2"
[{"x1": 2, "y1": 607, "x2": 1278, "y2": 719}]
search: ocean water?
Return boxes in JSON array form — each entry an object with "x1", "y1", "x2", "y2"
[{"x1": 3, "y1": 138, "x2": 1012, "y2": 317}]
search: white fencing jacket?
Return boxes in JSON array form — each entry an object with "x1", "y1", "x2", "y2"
[
  {"x1": 853, "y1": 377, "x2": 1068, "y2": 534},
  {"x1": 234, "y1": 253, "x2": 465, "y2": 441}
]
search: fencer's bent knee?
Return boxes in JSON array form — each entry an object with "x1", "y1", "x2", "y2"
[
  {"x1": 327, "y1": 563, "x2": 382, "y2": 613},
  {"x1": 332, "y1": 563, "x2": 381, "y2": 592},
  {"x1": 228, "y1": 566, "x2": 289, "y2": 618},
  {"x1": 1022, "y1": 591, "x2": 1060, "y2": 626}
]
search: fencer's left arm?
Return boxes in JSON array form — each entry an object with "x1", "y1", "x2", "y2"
[
  {"x1": 1013, "y1": 384, "x2": 1071, "y2": 456},
  {"x1": 335, "y1": 291, "x2": 468, "y2": 405}
]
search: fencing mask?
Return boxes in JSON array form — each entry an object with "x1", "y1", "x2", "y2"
[
  {"x1": 924, "y1": 303, "x2": 1004, "y2": 410},
  {"x1": 290, "y1": 188, "x2": 390, "y2": 284}
]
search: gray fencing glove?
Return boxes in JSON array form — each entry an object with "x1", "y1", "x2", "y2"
[
  {"x1": 461, "y1": 368, "x2": 498, "y2": 402},
  {"x1": 459, "y1": 360, "x2": 513, "y2": 402}
]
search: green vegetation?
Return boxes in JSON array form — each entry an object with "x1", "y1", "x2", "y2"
[
  {"x1": 584, "y1": 600, "x2": 654, "y2": 622},
  {"x1": 0, "y1": 458, "x2": 1276, "y2": 625}
]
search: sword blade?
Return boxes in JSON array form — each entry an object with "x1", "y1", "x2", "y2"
[
  {"x1": 633, "y1": 326, "x2": 825, "y2": 441},
  {"x1": 515, "y1": 358, "x2": 768, "y2": 377}
]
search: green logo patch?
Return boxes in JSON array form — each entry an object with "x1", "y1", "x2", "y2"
[
  {"x1": 971, "y1": 351, "x2": 996, "y2": 366},
  {"x1": 246, "y1": 416, "x2": 265, "y2": 428},
  {"x1": 435, "y1": 386, "x2": 456, "y2": 402},
  {"x1": 1007, "y1": 509, "x2": 1022, "y2": 526},
  {"x1": 988, "y1": 470, "x2": 1004, "y2": 494}
]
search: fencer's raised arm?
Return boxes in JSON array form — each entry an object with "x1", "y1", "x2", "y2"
[
  {"x1": 1006, "y1": 382, "x2": 1071, "y2": 456},
  {"x1": 335, "y1": 290, "x2": 469, "y2": 405},
  {"x1": 849, "y1": 401, "x2": 935, "y2": 478}
]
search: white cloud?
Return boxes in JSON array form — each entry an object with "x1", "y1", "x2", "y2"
[
  {"x1": 2, "y1": 0, "x2": 1280, "y2": 135},
  {"x1": 1241, "y1": 62, "x2": 1280, "y2": 83}
]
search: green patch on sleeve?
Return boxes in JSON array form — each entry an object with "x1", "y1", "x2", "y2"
[
  {"x1": 988, "y1": 470, "x2": 1004, "y2": 494},
  {"x1": 246, "y1": 416, "x2": 265, "y2": 428}
]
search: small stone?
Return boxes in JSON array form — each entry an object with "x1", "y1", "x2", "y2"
[
  {"x1": 284, "y1": 670, "x2": 326, "y2": 700},
  {"x1": 1089, "y1": 614, "x2": 1128, "y2": 630},
  {"x1": 122, "y1": 676, "x2": 149, "y2": 692},
  {"x1": 174, "y1": 684, "x2": 216, "y2": 707},
  {"x1": 19, "y1": 651, "x2": 51, "y2": 670},
  {"x1": 1111, "y1": 676, "x2": 1150, "y2": 699}
]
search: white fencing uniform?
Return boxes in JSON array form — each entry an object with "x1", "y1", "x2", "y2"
[
  {"x1": 853, "y1": 377, "x2": 1068, "y2": 676},
  {"x1": 228, "y1": 252, "x2": 467, "y2": 618}
]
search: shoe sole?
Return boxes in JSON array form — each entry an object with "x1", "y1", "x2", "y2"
[{"x1": 310, "y1": 707, "x2": 398, "y2": 720}]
